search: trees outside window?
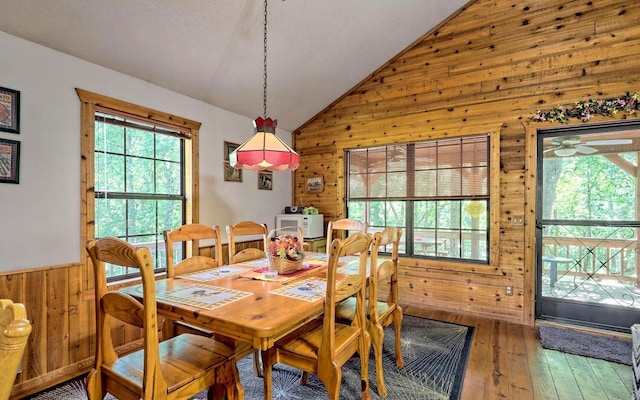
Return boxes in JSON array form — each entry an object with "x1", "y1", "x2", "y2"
[{"x1": 94, "y1": 112, "x2": 186, "y2": 278}]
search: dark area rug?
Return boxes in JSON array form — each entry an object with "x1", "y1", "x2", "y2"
[
  {"x1": 25, "y1": 315, "x2": 473, "y2": 400},
  {"x1": 539, "y1": 324, "x2": 631, "y2": 365}
]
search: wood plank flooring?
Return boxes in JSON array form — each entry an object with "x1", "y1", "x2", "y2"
[{"x1": 405, "y1": 306, "x2": 633, "y2": 400}]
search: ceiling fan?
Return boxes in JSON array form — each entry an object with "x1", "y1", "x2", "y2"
[{"x1": 544, "y1": 135, "x2": 632, "y2": 157}]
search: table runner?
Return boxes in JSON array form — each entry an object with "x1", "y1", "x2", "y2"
[{"x1": 244, "y1": 262, "x2": 327, "y2": 284}]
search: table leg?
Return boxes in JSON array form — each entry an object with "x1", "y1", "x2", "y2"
[
  {"x1": 213, "y1": 335, "x2": 253, "y2": 400},
  {"x1": 213, "y1": 359, "x2": 244, "y2": 400}
]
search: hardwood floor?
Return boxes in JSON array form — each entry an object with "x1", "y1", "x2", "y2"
[{"x1": 405, "y1": 306, "x2": 633, "y2": 400}]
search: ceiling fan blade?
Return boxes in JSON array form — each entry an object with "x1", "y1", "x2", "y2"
[
  {"x1": 562, "y1": 138, "x2": 581, "y2": 146},
  {"x1": 583, "y1": 139, "x2": 632, "y2": 146},
  {"x1": 576, "y1": 144, "x2": 598, "y2": 154}
]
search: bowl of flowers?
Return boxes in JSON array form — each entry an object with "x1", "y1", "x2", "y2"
[{"x1": 267, "y1": 227, "x2": 305, "y2": 274}]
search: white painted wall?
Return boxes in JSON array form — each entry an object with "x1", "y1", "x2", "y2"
[{"x1": 0, "y1": 32, "x2": 292, "y2": 273}]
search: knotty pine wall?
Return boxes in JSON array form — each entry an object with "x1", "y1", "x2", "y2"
[
  {"x1": 3, "y1": 0, "x2": 640, "y2": 397},
  {"x1": 293, "y1": 0, "x2": 640, "y2": 328}
]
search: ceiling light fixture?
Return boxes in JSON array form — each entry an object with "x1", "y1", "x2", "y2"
[
  {"x1": 229, "y1": 0, "x2": 300, "y2": 171},
  {"x1": 554, "y1": 147, "x2": 577, "y2": 157}
]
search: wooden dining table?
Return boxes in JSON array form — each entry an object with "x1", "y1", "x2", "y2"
[{"x1": 119, "y1": 252, "x2": 353, "y2": 399}]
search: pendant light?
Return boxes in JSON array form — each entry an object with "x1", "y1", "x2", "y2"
[{"x1": 229, "y1": 0, "x2": 300, "y2": 171}]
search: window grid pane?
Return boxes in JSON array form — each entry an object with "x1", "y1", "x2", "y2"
[
  {"x1": 346, "y1": 135, "x2": 489, "y2": 263},
  {"x1": 94, "y1": 111, "x2": 186, "y2": 279}
]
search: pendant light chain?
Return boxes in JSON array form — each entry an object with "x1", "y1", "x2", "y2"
[
  {"x1": 263, "y1": 0, "x2": 268, "y2": 119},
  {"x1": 229, "y1": 0, "x2": 299, "y2": 171}
]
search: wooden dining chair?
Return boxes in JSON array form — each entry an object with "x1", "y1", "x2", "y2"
[
  {"x1": 325, "y1": 218, "x2": 367, "y2": 253},
  {"x1": 85, "y1": 237, "x2": 241, "y2": 400},
  {"x1": 0, "y1": 299, "x2": 32, "y2": 400},
  {"x1": 163, "y1": 223, "x2": 226, "y2": 338},
  {"x1": 164, "y1": 223, "x2": 224, "y2": 279},
  {"x1": 336, "y1": 227, "x2": 404, "y2": 397},
  {"x1": 261, "y1": 232, "x2": 373, "y2": 400},
  {"x1": 226, "y1": 221, "x2": 269, "y2": 264},
  {"x1": 225, "y1": 221, "x2": 269, "y2": 377}
]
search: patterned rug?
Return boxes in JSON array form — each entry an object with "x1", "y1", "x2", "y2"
[{"x1": 25, "y1": 316, "x2": 473, "y2": 400}]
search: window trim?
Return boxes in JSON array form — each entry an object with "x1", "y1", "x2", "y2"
[
  {"x1": 77, "y1": 88, "x2": 201, "y2": 292},
  {"x1": 342, "y1": 132, "x2": 501, "y2": 275}
]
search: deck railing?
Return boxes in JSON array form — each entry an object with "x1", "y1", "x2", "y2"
[{"x1": 543, "y1": 236, "x2": 640, "y2": 283}]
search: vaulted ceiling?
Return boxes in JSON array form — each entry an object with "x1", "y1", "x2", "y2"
[{"x1": 0, "y1": 0, "x2": 468, "y2": 131}]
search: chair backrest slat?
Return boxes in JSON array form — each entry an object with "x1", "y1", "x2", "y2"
[
  {"x1": 326, "y1": 218, "x2": 367, "y2": 253},
  {"x1": 226, "y1": 221, "x2": 268, "y2": 264},
  {"x1": 101, "y1": 292, "x2": 145, "y2": 328},
  {"x1": 164, "y1": 224, "x2": 224, "y2": 278}
]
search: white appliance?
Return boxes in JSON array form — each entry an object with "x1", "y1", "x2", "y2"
[{"x1": 275, "y1": 214, "x2": 324, "y2": 239}]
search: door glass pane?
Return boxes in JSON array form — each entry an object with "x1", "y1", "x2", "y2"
[
  {"x1": 538, "y1": 123, "x2": 640, "y2": 331},
  {"x1": 542, "y1": 224, "x2": 639, "y2": 307}
]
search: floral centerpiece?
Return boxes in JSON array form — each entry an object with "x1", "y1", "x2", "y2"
[
  {"x1": 267, "y1": 233, "x2": 304, "y2": 274},
  {"x1": 268, "y1": 234, "x2": 304, "y2": 261}
]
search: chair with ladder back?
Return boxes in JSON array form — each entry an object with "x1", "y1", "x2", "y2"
[
  {"x1": 261, "y1": 232, "x2": 373, "y2": 400},
  {"x1": 85, "y1": 237, "x2": 241, "y2": 400},
  {"x1": 336, "y1": 227, "x2": 404, "y2": 397}
]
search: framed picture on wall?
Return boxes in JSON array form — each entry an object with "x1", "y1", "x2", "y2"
[
  {"x1": 224, "y1": 141, "x2": 239, "y2": 161},
  {"x1": 306, "y1": 176, "x2": 324, "y2": 193},
  {"x1": 224, "y1": 161, "x2": 242, "y2": 182},
  {"x1": 0, "y1": 86, "x2": 20, "y2": 134},
  {"x1": 258, "y1": 171, "x2": 273, "y2": 190},
  {"x1": 0, "y1": 138, "x2": 20, "y2": 183}
]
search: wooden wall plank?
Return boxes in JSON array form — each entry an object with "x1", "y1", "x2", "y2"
[
  {"x1": 293, "y1": 0, "x2": 640, "y2": 329},
  {"x1": 68, "y1": 263, "x2": 88, "y2": 364},
  {"x1": 25, "y1": 270, "x2": 47, "y2": 380},
  {"x1": 46, "y1": 268, "x2": 69, "y2": 371},
  {"x1": 0, "y1": 274, "x2": 22, "y2": 303}
]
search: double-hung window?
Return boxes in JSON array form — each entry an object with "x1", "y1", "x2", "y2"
[
  {"x1": 93, "y1": 111, "x2": 187, "y2": 279},
  {"x1": 79, "y1": 89, "x2": 200, "y2": 285},
  {"x1": 346, "y1": 135, "x2": 490, "y2": 263}
]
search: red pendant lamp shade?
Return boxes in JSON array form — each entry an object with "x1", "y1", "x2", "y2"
[
  {"x1": 229, "y1": 117, "x2": 300, "y2": 171},
  {"x1": 227, "y1": 0, "x2": 300, "y2": 172}
]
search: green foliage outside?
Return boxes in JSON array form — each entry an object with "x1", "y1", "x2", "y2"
[
  {"x1": 542, "y1": 149, "x2": 639, "y2": 277},
  {"x1": 95, "y1": 118, "x2": 185, "y2": 276},
  {"x1": 543, "y1": 152, "x2": 638, "y2": 238}
]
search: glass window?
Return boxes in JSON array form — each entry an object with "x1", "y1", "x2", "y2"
[
  {"x1": 347, "y1": 135, "x2": 490, "y2": 263},
  {"x1": 94, "y1": 111, "x2": 186, "y2": 279}
]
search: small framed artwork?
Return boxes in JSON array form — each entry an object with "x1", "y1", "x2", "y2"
[
  {"x1": 306, "y1": 176, "x2": 324, "y2": 193},
  {"x1": 0, "y1": 138, "x2": 20, "y2": 183},
  {"x1": 258, "y1": 171, "x2": 273, "y2": 190},
  {"x1": 0, "y1": 86, "x2": 20, "y2": 134},
  {"x1": 224, "y1": 141, "x2": 239, "y2": 161},
  {"x1": 224, "y1": 161, "x2": 242, "y2": 182}
]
